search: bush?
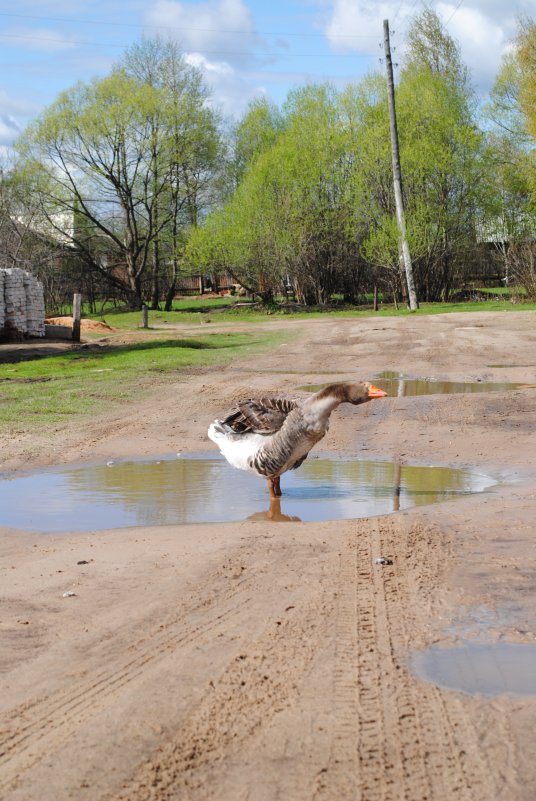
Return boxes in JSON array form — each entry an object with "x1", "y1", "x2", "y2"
[{"x1": 508, "y1": 241, "x2": 536, "y2": 300}]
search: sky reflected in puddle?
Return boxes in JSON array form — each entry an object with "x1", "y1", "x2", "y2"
[
  {"x1": 0, "y1": 454, "x2": 496, "y2": 533},
  {"x1": 411, "y1": 643, "x2": 536, "y2": 697},
  {"x1": 300, "y1": 371, "x2": 528, "y2": 397}
]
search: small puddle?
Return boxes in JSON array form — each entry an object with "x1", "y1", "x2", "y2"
[
  {"x1": 0, "y1": 454, "x2": 496, "y2": 533},
  {"x1": 300, "y1": 371, "x2": 528, "y2": 397},
  {"x1": 411, "y1": 643, "x2": 536, "y2": 697}
]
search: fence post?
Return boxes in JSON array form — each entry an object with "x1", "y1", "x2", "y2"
[
  {"x1": 142, "y1": 303, "x2": 148, "y2": 328},
  {"x1": 72, "y1": 293, "x2": 81, "y2": 342}
]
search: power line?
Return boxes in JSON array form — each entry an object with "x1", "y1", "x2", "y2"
[
  {"x1": 0, "y1": 31, "x2": 376, "y2": 58},
  {"x1": 391, "y1": 0, "x2": 409, "y2": 29},
  {"x1": 444, "y1": 0, "x2": 465, "y2": 27},
  {"x1": 391, "y1": 0, "x2": 426, "y2": 36},
  {"x1": 0, "y1": 11, "x2": 379, "y2": 41}
]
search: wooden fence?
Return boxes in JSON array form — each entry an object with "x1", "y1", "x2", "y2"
[{"x1": 176, "y1": 273, "x2": 239, "y2": 295}]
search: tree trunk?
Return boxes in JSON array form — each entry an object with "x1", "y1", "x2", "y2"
[
  {"x1": 164, "y1": 280, "x2": 176, "y2": 311},
  {"x1": 124, "y1": 256, "x2": 143, "y2": 309}
]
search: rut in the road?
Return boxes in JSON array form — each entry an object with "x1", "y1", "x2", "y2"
[
  {"x1": 0, "y1": 544, "x2": 270, "y2": 799},
  {"x1": 107, "y1": 519, "x2": 504, "y2": 801},
  {"x1": 313, "y1": 518, "x2": 500, "y2": 801}
]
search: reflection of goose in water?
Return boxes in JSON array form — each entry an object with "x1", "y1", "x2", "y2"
[
  {"x1": 208, "y1": 382, "x2": 388, "y2": 497},
  {"x1": 246, "y1": 498, "x2": 301, "y2": 522}
]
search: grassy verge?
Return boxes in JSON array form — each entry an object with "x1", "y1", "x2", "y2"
[
  {"x1": 81, "y1": 297, "x2": 536, "y2": 331},
  {"x1": 0, "y1": 330, "x2": 281, "y2": 434}
]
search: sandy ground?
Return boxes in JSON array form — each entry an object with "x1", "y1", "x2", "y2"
[{"x1": 1, "y1": 310, "x2": 536, "y2": 801}]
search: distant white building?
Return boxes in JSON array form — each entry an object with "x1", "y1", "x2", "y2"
[{"x1": 14, "y1": 211, "x2": 75, "y2": 248}]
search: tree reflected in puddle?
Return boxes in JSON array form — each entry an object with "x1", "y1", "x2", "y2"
[{"x1": 0, "y1": 454, "x2": 496, "y2": 533}]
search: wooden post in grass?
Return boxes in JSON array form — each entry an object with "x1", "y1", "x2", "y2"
[
  {"x1": 373, "y1": 286, "x2": 379, "y2": 311},
  {"x1": 142, "y1": 304, "x2": 149, "y2": 328},
  {"x1": 72, "y1": 293, "x2": 81, "y2": 342}
]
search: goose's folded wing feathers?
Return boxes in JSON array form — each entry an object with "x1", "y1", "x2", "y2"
[{"x1": 221, "y1": 396, "x2": 300, "y2": 434}]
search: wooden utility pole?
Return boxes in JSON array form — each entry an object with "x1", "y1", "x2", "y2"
[
  {"x1": 72, "y1": 293, "x2": 81, "y2": 342},
  {"x1": 383, "y1": 19, "x2": 419, "y2": 310}
]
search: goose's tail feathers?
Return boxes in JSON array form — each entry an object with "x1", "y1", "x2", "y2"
[{"x1": 208, "y1": 420, "x2": 230, "y2": 444}]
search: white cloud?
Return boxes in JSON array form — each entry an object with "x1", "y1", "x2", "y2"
[
  {"x1": 145, "y1": 0, "x2": 270, "y2": 117},
  {"x1": 0, "y1": 114, "x2": 23, "y2": 146},
  {"x1": 184, "y1": 52, "x2": 264, "y2": 117},
  {"x1": 0, "y1": 89, "x2": 40, "y2": 119},
  {"x1": 323, "y1": 0, "x2": 392, "y2": 56},
  {"x1": 185, "y1": 52, "x2": 233, "y2": 77},
  {"x1": 437, "y1": 4, "x2": 507, "y2": 88},
  {"x1": 0, "y1": 91, "x2": 40, "y2": 146},
  {"x1": 2, "y1": 27, "x2": 79, "y2": 52},
  {"x1": 145, "y1": 0, "x2": 264, "y2": 66},
  {"x1": 321, "y1": 1, "x2": 532, "y2": 92}
]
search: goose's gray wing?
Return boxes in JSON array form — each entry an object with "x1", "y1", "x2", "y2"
[{"x1": 221, "y1": 396, "x2": 300, "y2": 434}]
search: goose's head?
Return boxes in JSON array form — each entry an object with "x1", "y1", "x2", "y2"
[
  {"x1": 310, "y1": 381, "x2": 388, "y2": 411},
  {"x1": 341, "y1": 381, "x2": 388, "y2": 404}
]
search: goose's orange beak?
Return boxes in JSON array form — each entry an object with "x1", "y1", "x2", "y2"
[{"x1": 367, "y1": 384, "x2": 388, "y2": 399}]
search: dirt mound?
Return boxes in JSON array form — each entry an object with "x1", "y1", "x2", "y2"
[{"x1": 45, "y1": 316, "x2": 116, "y2": 332}]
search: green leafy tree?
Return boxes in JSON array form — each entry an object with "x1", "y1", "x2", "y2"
[
  {"x1": 121, "y1": 37, "x2": 223, "y2": 309},
  {"x1": 482, "y1": 18, "x2": 536, "y2": 286},
  {"x1": 516, "y1": 16, "x2": 536, "y2": 141},
  {"x1": 16, "y1": 40, "x2": 222, "y2": 310},
  {"x1": 187, "y1": 84, "x2": 367, "y2": 305},
  {"x1": 357, "y1": 10, "x2": 484, "y2": 301},
  {"x1": 232, "y1": 97, "x2": 284, "y2": 183},
  {"x1": 479, "y1": 17, "x2": 536, "y2": 293}
]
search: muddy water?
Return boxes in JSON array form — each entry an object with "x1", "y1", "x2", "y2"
[
  {"x1": 412, "y1": 643, "x2": 536, "y2": 697},
  {"x1": 300, "y1": 372, "x2": 527, "y2": 397},
  {"x1": 0, "y1": 454, "x2": 496, "y2": 533}
]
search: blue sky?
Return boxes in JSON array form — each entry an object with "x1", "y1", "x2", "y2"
[{"x1": 0, "y1": 0, "x2": 533, "y2": 151}]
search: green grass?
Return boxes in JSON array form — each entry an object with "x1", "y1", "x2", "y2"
[
  {"x1": 7, "y1": 294, "x2": 534, "y2": 437},
  {"x1": 58, "y1": 287, "x2": 535, "y2": 327},
  {"x1": 0, "y1": 330, "x2": 281, "y2": 433},
  {"x1": 381, "y1": 299, "x2": 536, "y2": 315},
  {"x1": 55, "y1": 295, "x2": 251, "y2": 323},
  {"x1": 79, "y1": 297, "x2": 256, "y2": 329},
  {"x1": 80, "y1": 297, "x2": 536, "y2": 331}
]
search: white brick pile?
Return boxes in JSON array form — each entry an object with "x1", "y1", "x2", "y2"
[
  {"x1": 22, "y1": 270, "x2": 46, "y2": 336},
  {"x1": 1, "y1": 267, "x2": 45, "y2": 338}
]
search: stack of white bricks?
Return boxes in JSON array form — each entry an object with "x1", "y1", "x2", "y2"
[
  {"x1": 1, "y1": 267, "x2": 45, "y2": 338},
  {"x1": 22, "y1": 270, "x2": 46, "y2": 336}
]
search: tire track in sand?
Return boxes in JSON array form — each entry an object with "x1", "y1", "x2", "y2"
[
  {"x1": 106, "y1": 576, "x2": 326, "y2": 801},
  {"x1": 316, "y1": 516, "x2": 499, "y2": 801},
  {"x1": 0, "y1": 549, "x2": 257, "y2": 797}
]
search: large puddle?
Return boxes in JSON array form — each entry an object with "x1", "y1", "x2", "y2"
[
  {"x1": 412, "y1": 643, "x2": 536, "y2": 697},
  {"x1": 0, "y1": 454, "x2": 495, "y2": 533},
  {"x1": 301, "y1": 371, "x2": 529, "y2": 397}
]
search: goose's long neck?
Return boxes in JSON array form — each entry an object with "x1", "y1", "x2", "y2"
[{"x1": 303, "y1": 386, "x2": 346, "y2": 422}]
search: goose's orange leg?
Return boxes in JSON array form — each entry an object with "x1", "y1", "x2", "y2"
[{"x1": 267, "y1": 476, "x2": 282, "y2": 497}]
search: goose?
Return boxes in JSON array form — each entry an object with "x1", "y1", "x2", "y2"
[{"x1": 208, "y1": 381, "x2": 388, "y2": 498}]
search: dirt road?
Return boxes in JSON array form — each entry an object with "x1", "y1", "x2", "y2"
[{"x1": 1, "y1": 311, "x2": 536, "y2": 800}]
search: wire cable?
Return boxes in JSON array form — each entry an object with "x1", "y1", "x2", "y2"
[
  {"x1": 0, "y1": 11, "x2": 379, "y2": 41},
  {"x1": 444, "y1": 0, "x2": 465, "y2": 27},
  {"x1": 0, "y1": 31, "x2": 377, "y2": 58}
]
